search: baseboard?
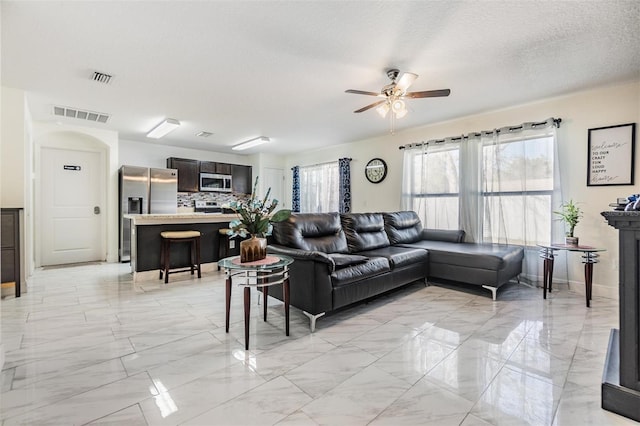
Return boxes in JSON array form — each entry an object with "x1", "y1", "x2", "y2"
[{"x1": 519, "y1": 273, "x2": 618, "y2": 301}]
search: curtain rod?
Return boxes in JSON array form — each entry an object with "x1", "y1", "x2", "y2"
[
  {"x1": 292, "y1": 158, "x2": 352, "y2": 170},
  {"x1": 398, "y1": 117, "x2": 562, "y2": 150}
]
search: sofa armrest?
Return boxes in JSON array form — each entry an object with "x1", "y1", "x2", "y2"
[
  {"x1": 266, "y1": 244, "x2": 335, "y2": 315},
  {"x1": 420, "y1": 228, "x2": 466, "y2": 243},
  {"x1": 268, "y1": 244, "x2": 335, "y2": 272}
]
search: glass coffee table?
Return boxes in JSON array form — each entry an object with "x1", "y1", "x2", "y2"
[{"x1": 218, "y1": 254, "x2": 293, "y2": 350}]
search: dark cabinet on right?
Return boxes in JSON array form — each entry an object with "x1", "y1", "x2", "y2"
[
  {"x1": 232, "y1": 165, "x2": 253, "y2": 194},
  {"x1": 167, "y1": 157, "x2": 199, "y2": 192}
]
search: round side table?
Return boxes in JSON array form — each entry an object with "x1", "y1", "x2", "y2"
[
  {"x1": 218, "y1": 254, "x2": 294, "y2": 350},
  {"x1": 538, "y1": 243, "x2": 605, "y2": 307}
]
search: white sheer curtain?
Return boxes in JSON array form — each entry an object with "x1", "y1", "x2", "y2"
[
  {"x1": 401, "y1": 139, "x2": 461, "y2": 230},
  {"x1": 402, "y1": 118, "x2": 563, "y2": 283},
  {"x1": 299, "y1": 161, "x2": 340, "y2": 213}
]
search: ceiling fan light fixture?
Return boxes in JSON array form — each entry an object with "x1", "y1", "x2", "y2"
[
  {"x1": 345, "y1": 68, "x2": 450, "y2": 134},
  {"x1": 395, "y1": 108, "x2": 408, "y2": 119},
  {"x1": 376, "y1": 102, "x2": 390, "y2": 118},
  {"x1": 232, "y1": 136, "x2": 270, "y2": 151},
  {"x1": 146, "y1": 118, "x2": 180, "y2": 139},
  {"x1": 391, "y1": 99, "x2": 405, "y2": 113}
]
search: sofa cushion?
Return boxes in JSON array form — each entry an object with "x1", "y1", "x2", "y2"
[
  {"x1": 421, "y1": 228, "x2": 466, "y2": 243},
  {"x1": 272, "y1": 213, "x2": 348, "y2": 253},
  {"x1": 357, "y1": 246, "x2": 428, "y2": 269},
  {"x1": 400, "y1": 240, "x2": 523, "y2": 270},
  {"x1": 341, "y1": 213, "x2": 391, "y2": 253},
  {"x1": 383, "y1": 211, "x2": 424, "y2": 244},
  {"x1": 327, "y1": 253, "x2": 370, "y2": 269},
  {"x1": 330, "y1": 256, "x2": 390, "y2": 287}
]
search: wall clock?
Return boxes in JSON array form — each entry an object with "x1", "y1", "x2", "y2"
[{"x1": 365, "y1": 158, "x2": 387, "y2": 183}]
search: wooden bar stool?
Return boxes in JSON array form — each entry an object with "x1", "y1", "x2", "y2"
[
  {"x1": 159, "y1": 230, "x2": 202, "y2": 283},
  {"x1": 218, "y1": 228, "x2": 231, "y2": 270}
]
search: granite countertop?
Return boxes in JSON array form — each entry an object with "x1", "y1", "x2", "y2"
[{"x1": 125, "y1": 213, "x2": 239, "y2": 225}]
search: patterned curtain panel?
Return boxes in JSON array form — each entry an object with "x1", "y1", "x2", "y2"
[
  {"x1": 338, "y1": 158, "x2": 352, "y2": 213},
  {"x1": 291, "y1": 166, "x2": 300, "y2": 212}
]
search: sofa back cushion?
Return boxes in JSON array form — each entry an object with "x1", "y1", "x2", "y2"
[
  {"x1": 272, "y1": 212, "x2": 348, "y2": 253},
  {"x1": 421, "y1": 228, "x2": 466, "y2": 243},
  {"x1": 383, "y1": 211, "x2": 423, "y2": 244},
  {"x1": 341, "y1": 213, "x2": 390, "y2": 253}
]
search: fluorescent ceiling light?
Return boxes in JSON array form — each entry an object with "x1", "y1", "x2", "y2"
[
  {"x1": 146, "y1": 118, "x2": 180, "y2": 139},
  {"x1": 232, "y1": 136, "x2": 270, "y2": 151}
]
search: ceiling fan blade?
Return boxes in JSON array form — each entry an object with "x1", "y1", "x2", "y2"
[
  {"x1": 345, "y1": 89, "x2": 383, "y2": 97},
  {"x1": 404, "y1": 89, "x2": 451, "y2": 98},
  {"x1": 395, "y1": 72, "x2": 418, "y2": 92},
  {"x1": 354, "y1": 99, "x2": 387, "y2": 113}
]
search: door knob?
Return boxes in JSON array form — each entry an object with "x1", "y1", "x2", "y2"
[{"x1": 94, "y1": 206, "x2": 101, "y2": 214}]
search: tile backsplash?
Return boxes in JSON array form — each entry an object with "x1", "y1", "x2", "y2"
[{"x1": 177, "y1": 192, "x2": 248, "y2": 208}]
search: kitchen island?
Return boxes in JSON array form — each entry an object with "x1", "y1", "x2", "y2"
[{"x1": 125, "y1": 213, "x2": 240, "y2": 280}]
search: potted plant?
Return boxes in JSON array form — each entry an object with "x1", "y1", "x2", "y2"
[
  {"x1": 226, "y1": 177, "x2": 291, "y2": 262},
  {"x1": 554, "y1": 200, "x2": 582, "y2": 246}
]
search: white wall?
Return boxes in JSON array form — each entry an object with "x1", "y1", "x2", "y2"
[
  {"x1": 284, "y1": 80, "x2": 640, "y2": 299},
  {"x1": 119, "y1": 139, "x2": 254, "y2": 169},
  {"x1": 1, "y1": 87, "x2": 26, "y2": 208}
]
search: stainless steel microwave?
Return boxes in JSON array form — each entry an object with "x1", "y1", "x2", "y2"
[{"x1": 200, "y1": 173, "x2": 232, "y2": 192}]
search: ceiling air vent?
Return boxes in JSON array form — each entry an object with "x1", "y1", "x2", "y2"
[
  {"x1": 196, "y1": 131, "x2": 213, "y2": 137},
  {"x1": 91, "y1": 71, "x2": 113, "y2": 84},
  {"x1": 53, "y1": 105, "x2": 110, "y2": 124}
]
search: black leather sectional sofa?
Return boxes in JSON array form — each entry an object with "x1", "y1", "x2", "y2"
[{"x1": 266, "y1": 211, "x2": 524, "y2": 331}]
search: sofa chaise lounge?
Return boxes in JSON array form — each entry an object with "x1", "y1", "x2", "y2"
[{"x1": 266, "y1": 211, "x2": 524, "y2": 331}]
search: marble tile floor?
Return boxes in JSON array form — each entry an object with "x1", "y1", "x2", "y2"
[{"x1": 0, "y1": 263, "x2": 635, "y2": 425}]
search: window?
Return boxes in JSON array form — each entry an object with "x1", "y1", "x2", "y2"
[
  {"x1": 482, "y1": 135, "x2": 555, "y2": 246},
  {"x1": 402, "y1": 119, "x2": 559, "y2": 247},
  {"x1": 299, "y1": 162, "x2": 340, "y2": 213},
  {"x1": 403, "y1": 143, "x2": 460, "y2": 230}
]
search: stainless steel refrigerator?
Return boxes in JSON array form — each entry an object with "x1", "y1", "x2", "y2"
[{"x1": 119, "y1": 166, "x2": 177, "y2": 262}]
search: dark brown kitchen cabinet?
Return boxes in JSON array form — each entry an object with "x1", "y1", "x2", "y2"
[
  {"x1": 200, "y1": 161, "x2": 232, "y2": 175},
  {"x1": 1, "y1": 208, "x2": 21, "y2": 297},
  {"x1": 199, "y1": 161, "x2": 215, "y2": 173},
  {"x1": 167, "y1": 157, "x2": 199, "y2": 192},
  {"x1": 232, "y1": 164, "x2": 253, "y2": 194},
  {"x1": 215, "y1": 162, "x2": 232, "y2": 175}
]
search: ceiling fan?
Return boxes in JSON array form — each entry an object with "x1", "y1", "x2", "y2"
[{"x1": 345, "y1": 69, "x2": 450, "y2": 132}]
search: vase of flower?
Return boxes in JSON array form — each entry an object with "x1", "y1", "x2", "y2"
[
  {"x1": 240, "y1": 235, "x2": 268, "y2": 262},
  {"x1": 225, "y1": 176, "x2": 291, "y2": 263}
]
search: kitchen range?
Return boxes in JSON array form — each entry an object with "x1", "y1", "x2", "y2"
[{"x1": 194, "y1": 200, "x2": 222, "y2": 213}]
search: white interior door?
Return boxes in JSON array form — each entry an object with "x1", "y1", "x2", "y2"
[
  {"x1": 40, "y1": 147, "x2": 104, "y2": 266},
  {"x1": 263, "y1": 168, "x2": 285, "y2": 208}
]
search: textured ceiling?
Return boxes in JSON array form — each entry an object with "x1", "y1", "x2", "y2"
[{"x1": 2, "y1": 1, "x2": 639, "y2": 155}]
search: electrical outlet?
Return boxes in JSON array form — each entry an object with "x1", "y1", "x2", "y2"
[{"x1": 230, "y1": 240, "x2": 235, "y2": 249}]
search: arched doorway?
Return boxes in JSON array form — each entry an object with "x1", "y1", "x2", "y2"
[{"x1": 36, "y1": 131, "x2": 108, "y2": 266}]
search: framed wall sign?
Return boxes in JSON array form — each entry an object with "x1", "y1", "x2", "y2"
[{"x1": 587, "y1": 123, "x2": 636, "y2": 186}]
